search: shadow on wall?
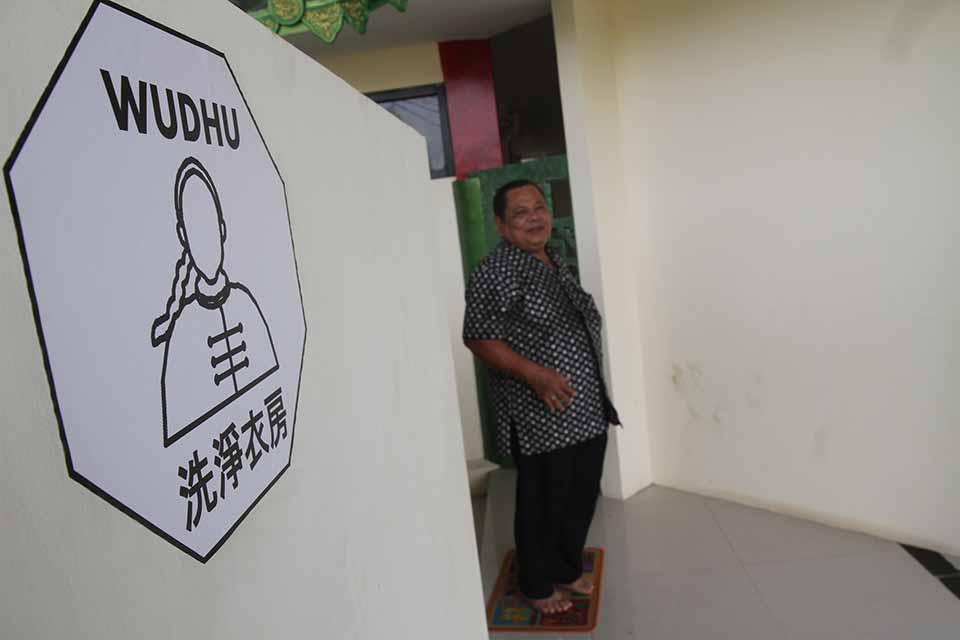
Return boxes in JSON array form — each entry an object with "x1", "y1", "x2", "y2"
[{"x1": 884, "y1": 0, "x2": 951, "y2": 58}]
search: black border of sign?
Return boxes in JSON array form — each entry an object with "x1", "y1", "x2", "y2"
[{"x1": 2, "y1": 0, "x2": 308, "y2": 564}]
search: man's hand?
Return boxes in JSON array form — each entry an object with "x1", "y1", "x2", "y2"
[
  {"x1": 526, "y1": 365, "x2": 576, "y2": 413},
  {"x1": 465, "y1": 339, "x2": 576, "y2": 412}
]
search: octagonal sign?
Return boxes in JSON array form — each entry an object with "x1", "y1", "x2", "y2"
[{"x1": 4, "y1": 1, "x2": 306, "y2": 561}]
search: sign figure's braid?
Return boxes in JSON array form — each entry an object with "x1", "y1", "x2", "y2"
[
  {"x1": 150, "y1": 249, "x2": 194, "y2": 347},
  {"x1": 150, "y1": 156, "x2": 212, "y2": 348}
]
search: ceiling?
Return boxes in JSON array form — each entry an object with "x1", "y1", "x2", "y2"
[{"x1": 228, "y1": 0, "x2": 551, "y2": 59}]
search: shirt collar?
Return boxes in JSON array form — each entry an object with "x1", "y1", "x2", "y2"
[{"x1": 498, "y1": 239, "x2": 566, "y2": 273}]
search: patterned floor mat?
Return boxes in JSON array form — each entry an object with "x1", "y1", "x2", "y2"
[{"x1": 486, "y1": 547, "x2": 603, "y2": 633}]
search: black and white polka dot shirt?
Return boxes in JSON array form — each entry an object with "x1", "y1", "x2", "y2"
[{"x1": 463, "y1": 241, "x2": 620, "y2": 457}]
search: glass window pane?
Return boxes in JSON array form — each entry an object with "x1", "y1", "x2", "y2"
[{"x1": 380, "y1": 95, "x2": 448, "y2": 177}]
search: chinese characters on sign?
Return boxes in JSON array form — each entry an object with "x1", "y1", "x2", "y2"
[{"x1": 180, "y1": 388, "x2": 287, "y2": 531}]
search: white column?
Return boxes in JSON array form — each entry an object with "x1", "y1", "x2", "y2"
[{"x1": 552, "y1": 0, "x2": 652, "y2": 498}]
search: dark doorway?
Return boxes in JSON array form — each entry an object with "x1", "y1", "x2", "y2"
[{"x1": 491, "y1": 16, "x2": 567, "y2": 164}]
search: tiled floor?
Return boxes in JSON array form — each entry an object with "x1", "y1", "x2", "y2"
[
  {"x1": 472, "y1": 495, "x2": 487, "y2": 548},
  {"x1": 477, "y1": 470, "x2": 960, "y2": 639}
]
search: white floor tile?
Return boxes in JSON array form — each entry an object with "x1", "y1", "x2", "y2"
[
  {"x1": 471, "y1": 495, "x2": 486, "y2": 548},
  {"x1": 479, "y1": 470, "x2": 517, "y2": 600},
  {"x1": 490, "y1": 633, "x2": 587, "y2": 640},
  {"x1": 590, "y1": 487, "x2": 743, "y2": 576},
  {"x1": 476, "y1": 474, "x2": 960, "y2": 640},
  {"x1": 746, "y1": 548, "x2": 960, "y2": 640},
  {"x1": 705, "y1": 497, "x2": 895, "y2": 565},
  {"x1": 593, "y1": 568, "x2": 788, "y2": 640}
]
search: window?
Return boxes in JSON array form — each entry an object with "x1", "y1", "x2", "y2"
[{"x1": 367, "y1": 84, "x2": 455, "y2": 179}]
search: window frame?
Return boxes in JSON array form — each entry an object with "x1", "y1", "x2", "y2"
[{"x1": 366, "y1": 83, "x2": 455, "y2": 180}]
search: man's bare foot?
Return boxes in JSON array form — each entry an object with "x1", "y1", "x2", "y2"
[
  {"x1": 557, "y1": 576, "x2": 594, "y2": 595},
  {"x1": 528, "y1": 590, "x2": 573, "y2": 615}
]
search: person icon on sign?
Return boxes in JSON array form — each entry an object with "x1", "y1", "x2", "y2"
[{"x1": 151, "y1": 157, "x2": 279, "y2": 447}]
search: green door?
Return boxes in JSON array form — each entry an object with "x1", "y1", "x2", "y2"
[{"x1": 453, "y1": 154, "x2": 581, "y2": 466}]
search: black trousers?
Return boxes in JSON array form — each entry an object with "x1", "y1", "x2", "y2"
[{"x1": 511, "y1": 427, "x2": 608, "y2": 599}]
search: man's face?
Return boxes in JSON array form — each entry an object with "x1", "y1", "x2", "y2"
[{"x1": 495, "y1": 185, "x2": 553, "y2": 254}]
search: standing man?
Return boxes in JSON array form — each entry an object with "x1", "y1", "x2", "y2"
[{"x1": 463, "y1": 179, "x2": 620, "y2": 615}]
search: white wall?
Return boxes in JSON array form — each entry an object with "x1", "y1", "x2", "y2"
[
  {"x1": 430, "y1": 178, "x2": 485, "y2": 462},
  {"x1": 0, "y1": 1, "x2": 487, "y2": 638},
  {"x1": 312, "y1": 42, "x2": 443, "y2": 93},
  {"x1": 311, "y1": 45, "x2": 488, "y2": 464},
  {"x1": 558, "y1": 0, "x2": 960, "y2": 553},
  {"x1": 552, "y1": 0, "x2": 654, "y2": 499}
]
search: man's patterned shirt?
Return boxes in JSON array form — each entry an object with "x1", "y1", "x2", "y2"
[{"x1": 463, "y1": 241, "x2": 620, "y2": 457}]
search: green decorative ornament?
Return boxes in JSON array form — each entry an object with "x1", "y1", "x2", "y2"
[
  {"x1": 302, "y1": 4, "x2": 344, "y2": 43},
  {"x1": 268, "y1": 0, "x2": 306, "y2": 26},
  {"x1": 249, "y1": 0, "x2": 409, "y2": 43},
  {"x1": 368, "y1": 0, "x2": 406, "y2": 10},
  {"x1": 342, "y1": 0, "x2": 370, "y2": 34},
  {"x1": 259, "y1": 16, "x2": 282, "y2": 33}
]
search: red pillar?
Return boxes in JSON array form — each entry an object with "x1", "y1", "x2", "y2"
[{"x1": 438, "y1": 40, "x2": 503, "y2": 179}]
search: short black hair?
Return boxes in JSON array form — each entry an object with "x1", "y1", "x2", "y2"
[{"x1": 492, "y1": 179, "x2": 546, "y2": 219}]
